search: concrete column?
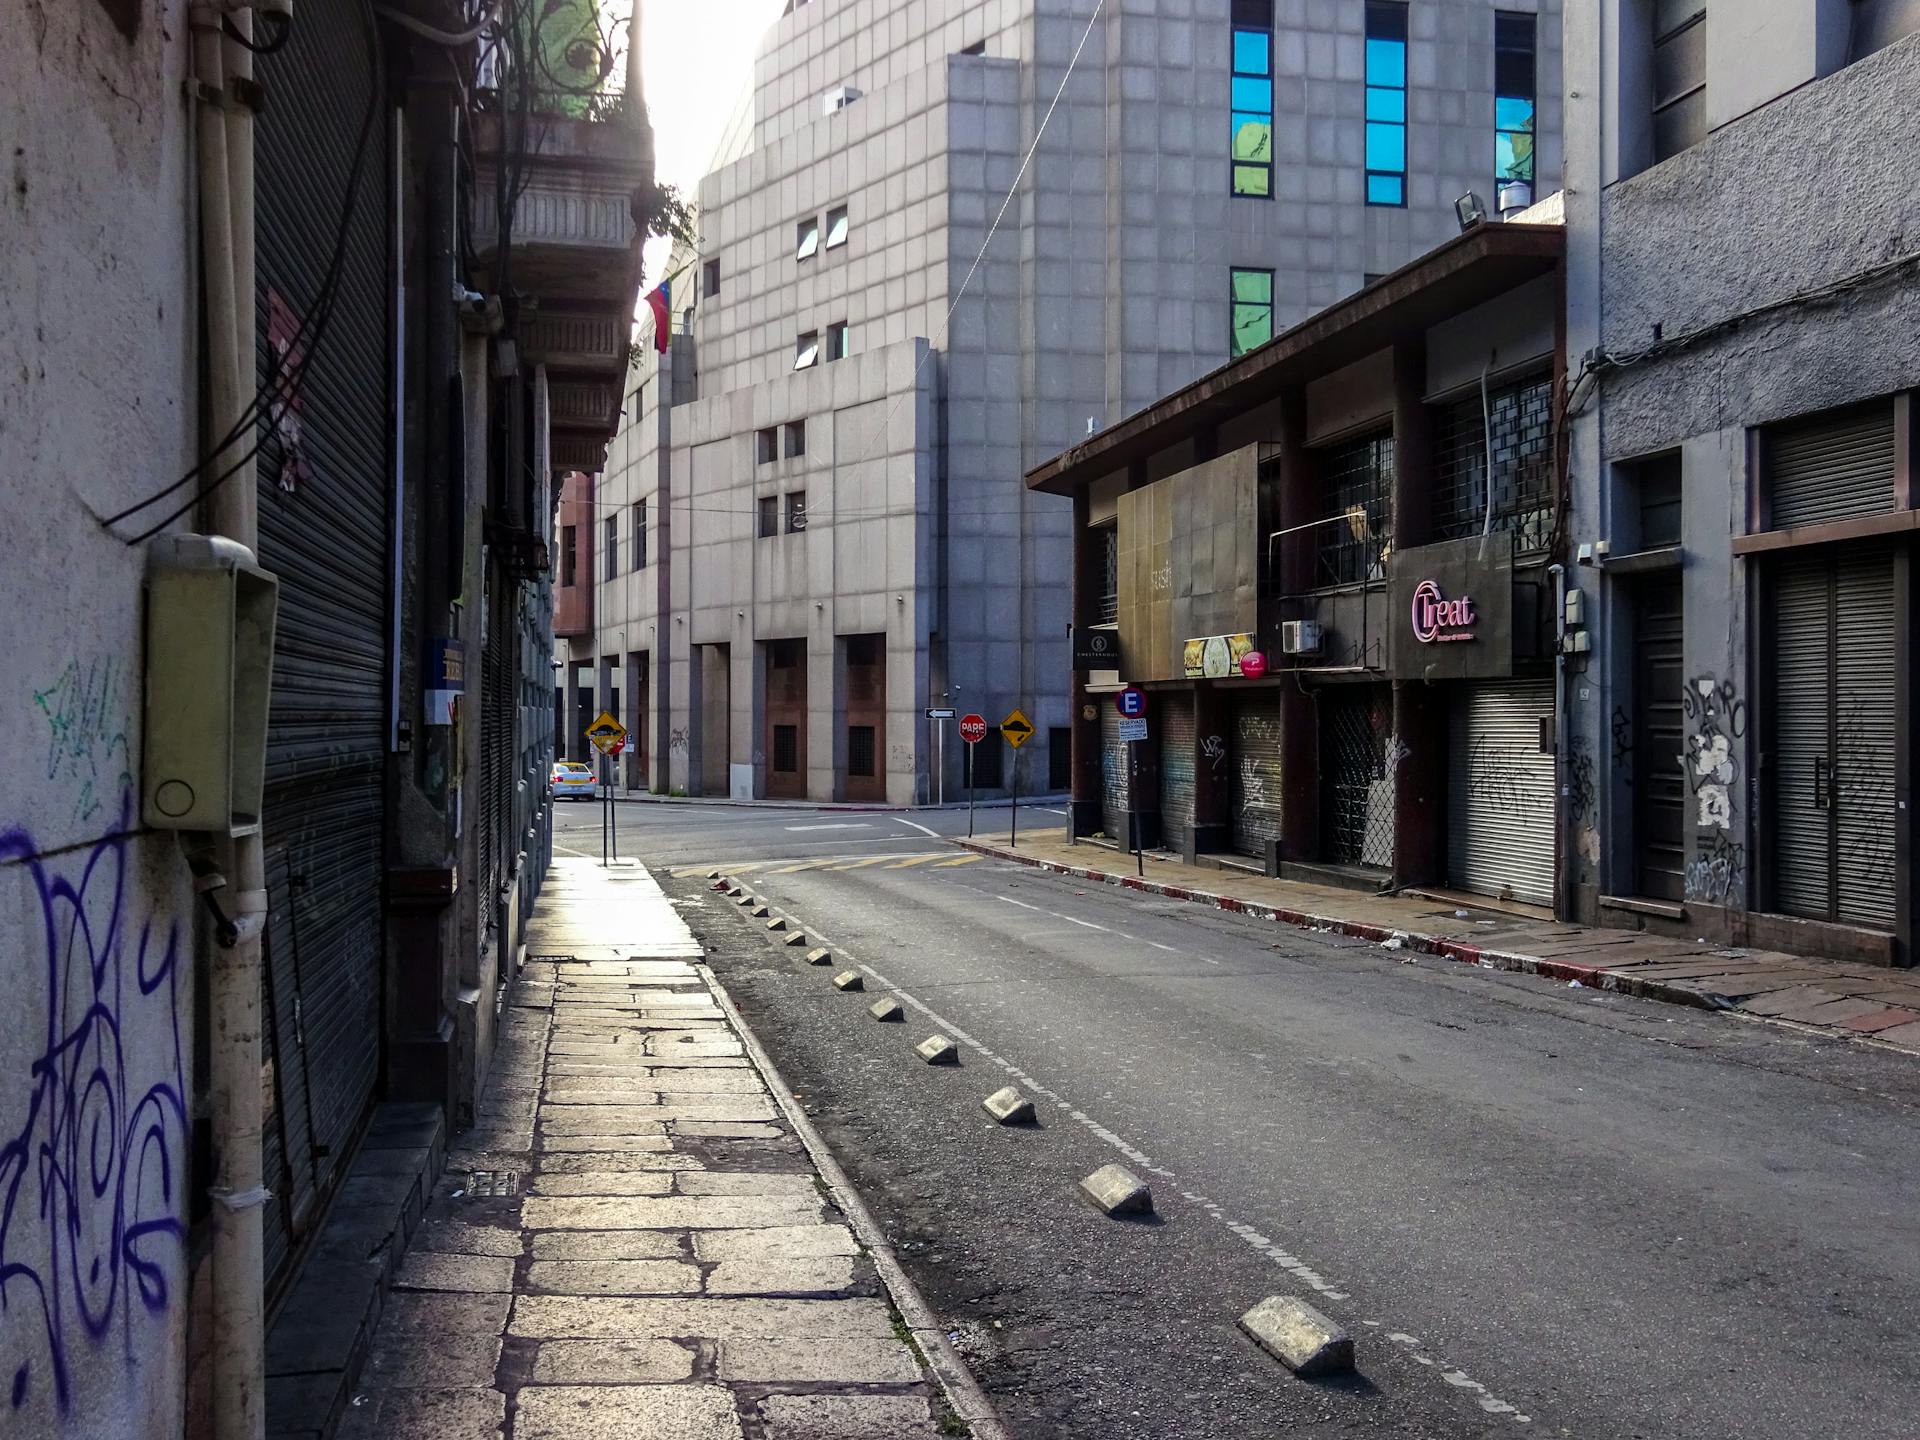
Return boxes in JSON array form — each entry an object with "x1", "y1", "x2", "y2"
[
  {"x1": 1069, "y1": 489, "x2": 1101, "y2": 837},
  {"x1": 1274, "y1": 386, "x2": 1320, "y2": 866}
]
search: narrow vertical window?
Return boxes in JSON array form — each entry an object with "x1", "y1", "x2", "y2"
[
  {"x1": 1651, "y1": 3, "x2": 1707, "y2": 163},
  {"x1": 702, "y1": 258, "x2": 720, "y2": 298},
  {"x1": 758, "y1": 496, "x2": 778, "y2": 538},
  {"x1": 796, "y1": 216, "x2": 819, "y2": 260},
  {"x1": 1230, "y1": 0, "x2": 1274, "y2": 198},
  {"x1": 826, "y1": 320, "x2": 850, "y2": 360},
  {"x1": 824, "y1": 204, "x2": 850, "y2": 248},
  {"x1": 1494, "y1": 13, "x2": 1536, "y2": 203},
  {"x1": 1230, "y1": 267, "x2": 1274, "y2": 357},
  {"x1": 562, "y1": 524, "x2": 577, "y2": 586},
  {"x1": 786, "y1": 491, "x2": 808, "y2": 533},
  {"x1": 1365, "y1": 1, "x2": 1408, "y2": 207},
  {"x1": 633, "y1": 499, "x2": 648, "y2": 570},
  {"x1": 794, "y1": 330, "x2": 820, "y2": 369},
  {"x1": 603, "y1": 516, "x2": 618, "y2": 579}
]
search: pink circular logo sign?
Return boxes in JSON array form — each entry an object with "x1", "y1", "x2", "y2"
[
  {"x1": 1238, "y1": 650, "x2": 1268, "y2": 678},
  {"x1": 1411, "y1": 579, "x2": 1476, "y2": 643}
]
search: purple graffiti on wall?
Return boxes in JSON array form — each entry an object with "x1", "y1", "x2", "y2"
[{"x1": 0, "y1": 794, "x2": 186, "y2": 1413}]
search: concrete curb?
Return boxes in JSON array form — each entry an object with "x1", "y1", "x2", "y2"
[
  {"x1": 949, "y1": 839, "x2": 1727, "y2": 1015},
  {"x1": 698, "y1": 968, "x2": 1016, "y2": 1440}
]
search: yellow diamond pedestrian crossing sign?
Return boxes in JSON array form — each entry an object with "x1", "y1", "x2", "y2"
[
  {"x1": 1000, "y1": 708, "x2": 1035, "y2": 748},
  {"x1": 585, "y1": 709, "x2": 627, "y2": 754}
]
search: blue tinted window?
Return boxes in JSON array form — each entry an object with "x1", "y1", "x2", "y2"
[
  {"x1": 1366, "y1": 86, "x2": 1405, "y2": 123},
  {"x1": 1494, "y1": 12, "x2": 1537, "y2": 189},
  {"x1": 1232, "y1": 28, "x2": 1271, "y2": 75},
  {"x1": 1365, "y1": 123, "x2": 1405, "y2": 173},
  {"x1": 1230, "y1": 21, "x2": 1274, "y2": 198},
  {"x1": 1364, "y1": 37, "x2": 1405, "y2": 87},
  {"x1": 1364, "y1": 3, "x2": 1408, "y2": 207}
]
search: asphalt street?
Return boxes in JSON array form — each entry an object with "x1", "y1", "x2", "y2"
[{"x1": 552, "y1": 796, "x2": 1920, "y2": 1440}]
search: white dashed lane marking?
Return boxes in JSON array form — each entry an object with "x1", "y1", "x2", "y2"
[{"x1": 727, "y1": 878, "x2": 1537, "y2": 1427}]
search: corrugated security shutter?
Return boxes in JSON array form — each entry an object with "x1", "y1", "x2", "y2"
[
  {"x1": 1766, "y1": 400, "x2": 1895, "y2": 529},
  {"x1": 1769, "y1": 547, "x2": 1898, "y2": 929},
  {"x1": 1159, "y1": 695, "x2": 1197, "y2": 855},
  {"x1": 1833, "y1": 549, "x2": 1897, "y2": 929},
  {"x1": 253, "y1": 2, "x2": 389, "y2": 1295},
  {"x1": 1100, "y1": 705, "x2": 1130, "y2": 843},
  {"x1": 1447, "y1": 680, "x2": 1556, "y2": 906},
  {"x1": 1770, "y1": 554, "x2": 1832, "y2": 921},
  {"x1": 1232, "y1": 695, "x2": 1284, "y2": 859}
]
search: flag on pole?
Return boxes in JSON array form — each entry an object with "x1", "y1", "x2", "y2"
[{"x1": 645, "y1": 278, "x2": 671, "y2": 353}]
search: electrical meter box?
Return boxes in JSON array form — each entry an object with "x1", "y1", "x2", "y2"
[{"x1": 142, "y1": 534, "x2": 278, "y2": 835}]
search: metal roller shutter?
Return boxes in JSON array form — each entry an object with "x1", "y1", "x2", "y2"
[
  {"x1": 1833, "y1": 549, "x2": 1897, "y2": 929},
  {"x1": 1159, "y1": 695, "x2": 1197, "y2": 856},
  {"x1": 1770, "y1": 554, "x2": 1832, "y2": 921},
  {"x1": 1769, "y1": 546, "x2": 1898, "y2": 929},
  {"x1": 1447, "y1": 679, "x2": 1555, "y2": 906},
  {"x1": 1232, "y1": 695, "x2": 1284, "y2": 859},
  {"x1": 1100, "y1": 706, "x2": 1130, "y2": 844},
  {"x1": 254, "y1": 3, "x2": 389, "y2": 1295},
  {"x1": 1766, "y1": 401, "x2": 1895, "y2": 528}
]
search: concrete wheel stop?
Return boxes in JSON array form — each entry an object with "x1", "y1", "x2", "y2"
[
  {"x1": 869, "y1": 997, "x2": 905, "y2": 1022},
  {"x1": 982, "y1": 1087, "x2": 1036, "y2": 1124},
  {"x1": 1079, "y1": 1163, "x2": 1152, "y2": 1216},
  {"x1": 805, "y1": 947, "x2": 834, "y2": 965},
  {"x1": 832, "y1": 970, "x2": 865, "y2": 992},
  {"x1": 915, "y1": 1034, "x2": 960, "y2": 1065},
  {"x1": 1237, "y1": 1296, "x2": 1354, "y2": 1378}
]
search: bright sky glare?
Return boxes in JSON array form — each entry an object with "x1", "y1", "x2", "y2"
[{"x1": 635, "y1": 0, "x2": 787, "y2": 294}]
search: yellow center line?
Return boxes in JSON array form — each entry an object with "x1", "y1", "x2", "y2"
[
  {"x1": 934, "y1": 855, "x2": 981, "y2": 866},
  {"x1": 885, "y1": 854, "x2": 942, "y2": 869}
]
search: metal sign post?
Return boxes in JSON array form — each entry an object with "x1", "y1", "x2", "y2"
[
  {"x1": 1000, "y1": 709, "x2": 1034, "y2": 849},
  {"x1": 1129, "y1": 740, "x2": 1142, "y2": 876},
  {"x1": 959, "y1": 713, "x2": 987, "y2": 838},
  {"x1": 1115, "y1": 688, "x2": 1149, "y2": 876}
]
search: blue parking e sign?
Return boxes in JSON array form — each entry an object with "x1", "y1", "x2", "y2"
[{"x1": 1116, "y1": 686, "x2": 1147, "y2": 718}]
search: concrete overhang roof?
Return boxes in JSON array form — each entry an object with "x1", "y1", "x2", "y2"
[{"x1": 1025, "y1": 221, "x2": 1565, "y2": 496}]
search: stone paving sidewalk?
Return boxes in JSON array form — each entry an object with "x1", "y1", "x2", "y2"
[
  {"x1": 957, "y1": 827, "x2": 1920, "y2": 1058},
  {"x1": 339, "y1": 857, "x2": 961, "y2": 1440}
]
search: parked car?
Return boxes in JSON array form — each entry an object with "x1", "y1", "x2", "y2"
[{"x1": 550, "y1": 760, "x2": 597, "y2": 800}]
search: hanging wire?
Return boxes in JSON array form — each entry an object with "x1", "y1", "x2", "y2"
[{"x1": 103, "y1": 0, "x2": 386, "y2": 542}]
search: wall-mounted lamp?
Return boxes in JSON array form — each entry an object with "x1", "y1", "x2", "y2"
[{"x1": 1454, "y1": 192, "x2": 1487, "y2": 231}]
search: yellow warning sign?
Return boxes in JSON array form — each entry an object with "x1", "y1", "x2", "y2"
[
  {"x1": 1000, "y1": 708, "x2": 1035, "y2": 748},
  {"x1": 585, "y1": 710, "x2": 627, "y2": 754}
]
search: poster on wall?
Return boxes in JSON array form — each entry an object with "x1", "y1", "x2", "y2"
[{"x1": 1183, "y1": 633, "x2": 1256, "y2": 679}]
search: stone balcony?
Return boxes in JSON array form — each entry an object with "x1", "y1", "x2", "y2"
[{"x1": 472, "y1": 104, "x2": 655, "y2": 475}]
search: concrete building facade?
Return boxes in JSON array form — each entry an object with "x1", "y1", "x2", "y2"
[
  {"x1": 567, "y1": 0, "x2": 1564, "y2": 802},
  {"x1": 1560, "y1": 2, "x2": 1920, "y2": 964}
]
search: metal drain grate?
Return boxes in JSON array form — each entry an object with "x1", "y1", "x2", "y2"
[
  {"x1": 466, "y1": 1170, "x2": 520, "y2": 1197},
  {"x1": 527, "y1": 954, "x2": 578, "y2": 964}
]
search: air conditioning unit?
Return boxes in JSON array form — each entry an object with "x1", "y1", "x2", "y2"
[
  {"x1": 1280, "y1": 620, "x2": 1322, "y2": 656},
  {"x1": 823, "y1": 85, "x2": 862, "y2": 115}
]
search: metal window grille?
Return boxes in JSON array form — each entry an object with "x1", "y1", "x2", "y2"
[
  {"x1": 1316, "y1": 430, "x2": 1392, "y2": 587},
  {"x1": 1320, "y1": 687, "x2": 1396, "y2": 869},
  {"x1": 848, "y1": 725, "x2": 876, "y2": 777},
  {"x1": 1431, "y1": 373, "x2": 1553, "y2": 552},
  {"x1": 773, "y1": 724, "x2": 799, "y2": 773},
  {"x1": 1097, "y1": 525, "x2": 1119, "y2": 624},
  {"x1": 787, "y1": 491, "x2": 808, "y2": 532}
]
